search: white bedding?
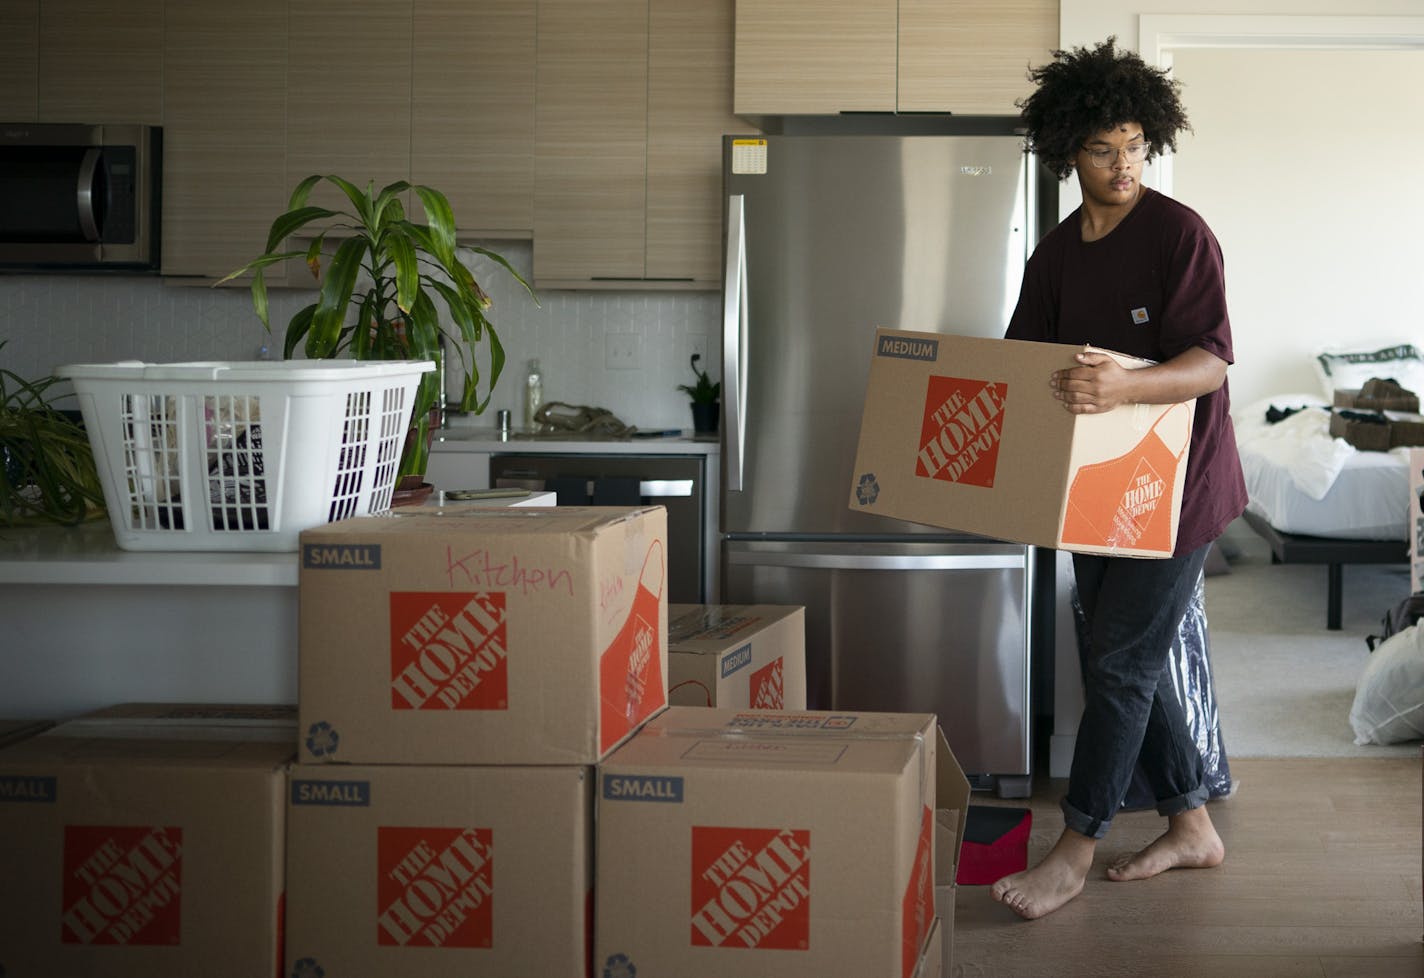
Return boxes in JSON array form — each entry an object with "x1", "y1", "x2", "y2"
[{"x1": 1233, "y1": 393, "x2": 1410, "y2": 540}]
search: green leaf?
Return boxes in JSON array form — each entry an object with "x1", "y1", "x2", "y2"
[
  {"x1": 283, "y1": 304, "x2": 317, "y2": 359},
  {"x1": 388, "y1": 233, "x2": 419, "y2": 315},
  {"x1": 412, "y1": 185, "x2": 457, "y2": 263},
  {"x1": 305, "y1": 236, "x2": 367, "y2": 358},
  {"x1": 469, "y1": 245, "x2": 538, "y2": 303},
  {"x1": 263, "y1": 205, "x2": 338, "y2": 255},
  {"x1": 287, "y1": 173, "x2": 324, "y2": 211}
]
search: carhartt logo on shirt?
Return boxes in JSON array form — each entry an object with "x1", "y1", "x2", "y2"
[{"x1": 1131, "y1": 307, "x2": 1151, "y2": 325}]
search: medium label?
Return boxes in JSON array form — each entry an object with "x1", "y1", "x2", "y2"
[
  {"x1": 877, "y1": 335, "x2": 940, "y2": 362},
  {"x1": 720, "y1": 644, "x2": 753, "y2": 679},
  {"x1": 690, "y1": 826, "x2": 811, "y2": 950},
  {"x1": 377, "y1": 826, "x2": 494, "y2": 948},
  {"x1": 389, "y1": 592, "x2": 509, "y2": 711}
]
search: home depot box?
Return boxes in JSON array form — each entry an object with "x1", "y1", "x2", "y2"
[
  {"x1": 916, "y1": 917, "x2": 945, "y2": 978},
  {"x1": 667, "y1": 603, "x2": 807, "y2": 710},
  {"x1": 850, "y1": 329, "x2": 1196, "y2": 557},
  {"x1": 595, "y1": 706, "x2": 969, "y2": 978},
  {"x1": 0, "y1": 705, "x2": 294, "y2": 978},
  {"x1": 0, "y1": 717, "x2": 52, "y2": 747},
  {"x1": 285, "y1": 762, "x2": 591, "y2": 977},
  {"x1": 298, "y1": 505, "x2": 668, "y2": 765}
]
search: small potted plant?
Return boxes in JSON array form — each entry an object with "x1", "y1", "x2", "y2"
[
  {"x1": 677, "y1": 353, "x2": 721, "y2": 434},
  {"x1": 218, "y1": 175, "x2": 537, "y2": 496}
]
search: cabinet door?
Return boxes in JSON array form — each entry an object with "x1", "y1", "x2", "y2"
[
  {"x1": 533, "y1": 0, "x2": 648, "y2": 286},
  {"x1": 733, "y1": 0, "x2": 896, "y2": 116},
  {"x1": 37, "y1": 0, "x2": 162, "y2": 123},
  {"x1": 162, "y1": 0, "x2": 289, "y2": 280},
  {"x1": 647, "y1": 0, "x2": 746, "y2": 285},
  {"x1": 898, "y1": 0, "x2": 1058, "y2": 114},
  {"x1": 287, "y1": 0, "x2": 412, "y2": 215},
  {"x1": 412, "y1": 0, "x2": 535, "y2": 237},
  {"x1": 0, "y1": 0, "x2": 38, "y2": 121}
]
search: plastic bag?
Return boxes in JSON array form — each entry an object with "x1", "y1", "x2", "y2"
[
  {"x1": 1072, "y1": 570, "x2": 1234, "y2": 810},
  {"x1": 1349, "y1": 623, "x2": 1424, "y2": 745}
]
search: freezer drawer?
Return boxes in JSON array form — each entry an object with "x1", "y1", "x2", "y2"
[{"x1": 723, "y1": 537, "x2": 1033, "y2": 783}]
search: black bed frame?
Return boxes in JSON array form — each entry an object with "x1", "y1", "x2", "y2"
[{"x1": 1241, "y1": 509, "x2": 1407, "y2": 630}]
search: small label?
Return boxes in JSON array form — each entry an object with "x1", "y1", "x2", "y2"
[
  {"x1": 0, "y1": 774, "x2": 57, "y2": 803},
  {"x1": 291, "y1": 779, "x2": 371, "y2": 807},
  {"x1": 602, "y1": 774, "x2": 684, "y2": 803},
  {"x1": 303, "y1": 543, "x2": 381, "y2": 570},
  {"x1": 876, "y1": 334, "x2": 939, "y2": 361},
  {"x1": 1131, "y1": 306, "x2": 1151, "y2": 325},
  {"x1": 720, "y1": 644, "x2": 753, "y2": 679}
]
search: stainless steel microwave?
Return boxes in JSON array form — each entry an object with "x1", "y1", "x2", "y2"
[{"x1": 0, "y1": 122, "x2": 161, "y2": 271}]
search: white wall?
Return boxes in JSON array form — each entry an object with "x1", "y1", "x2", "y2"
[
  {"x1": 0, "y1": 243, "x2": 723, "y2": 432},
  {"x1": 1058, "y1": 0, "x2": 1424, "y2": 408}
]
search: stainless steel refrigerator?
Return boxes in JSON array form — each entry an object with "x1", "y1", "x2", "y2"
[{"x1": 720, "y1": 131, "x2": 1052, "y2": 796}]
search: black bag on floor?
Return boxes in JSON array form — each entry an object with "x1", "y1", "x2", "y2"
[{"x1": 1366, "y1": 591, "x2": 1424, "y2": 651}]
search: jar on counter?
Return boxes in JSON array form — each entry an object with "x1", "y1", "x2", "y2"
[{"x1": 524, "y1": 358, "x2": 544, "y2": 428}]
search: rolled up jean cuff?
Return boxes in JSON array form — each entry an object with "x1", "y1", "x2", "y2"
[
  {"x1": 1060, "y1": 797, "x2": 1112, "y2": 840},
  {"x1": 1155, "y1": 783, "x2": 1210, "y2": 818}
]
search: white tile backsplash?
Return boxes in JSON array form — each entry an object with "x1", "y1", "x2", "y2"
[{"x1": 0, "y1": 241, "x2": 723, "y2": 431}]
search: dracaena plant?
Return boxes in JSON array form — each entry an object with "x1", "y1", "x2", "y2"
[{"x1": 217, "y1": 175, "x2": 536, "y2": 480}]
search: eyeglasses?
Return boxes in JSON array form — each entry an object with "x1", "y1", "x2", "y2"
[{"x1": 1081, "y1": 142, "x2": 1151, "y2": 167}]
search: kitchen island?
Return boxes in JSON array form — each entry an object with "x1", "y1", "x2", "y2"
[{"x1": 0, "y1": 492, "x2": 554, "y2": 720}]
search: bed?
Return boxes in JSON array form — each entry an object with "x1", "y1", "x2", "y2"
[{"x1": 1234, "y1": 388, "x2": 1412, "y2": 630}]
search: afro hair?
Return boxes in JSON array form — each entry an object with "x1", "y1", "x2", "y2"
[{"x1": 1017, "y1": 37, "x2": 1191, "y2": 181}]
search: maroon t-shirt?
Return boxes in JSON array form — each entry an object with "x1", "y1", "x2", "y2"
[{"x1": 1006, "y1": 187, "x2": 1247, "y2": 555}]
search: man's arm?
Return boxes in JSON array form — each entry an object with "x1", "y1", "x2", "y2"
[{"x1": 1050, "y1": 346, "x2": 1227, "y2": 414}]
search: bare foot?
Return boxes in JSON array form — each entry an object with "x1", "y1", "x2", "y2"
[
  {"x1": 990, "y1": 829, "x2": 1095, "y2": 920},
  {"x1": 1107, "y1": 807, "x2": 1225, "y2": 882}
]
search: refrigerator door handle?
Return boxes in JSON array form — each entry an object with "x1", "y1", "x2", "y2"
[
  {"x1": 725, "y1": 551, "x2": 1024, "y2": 571},
  {"x1": 723, "y1": 193, "x2": 748, "y2": 491}
]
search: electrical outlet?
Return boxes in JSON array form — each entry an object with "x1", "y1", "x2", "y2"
[{"x1": 606, "y1": 333, "x2": 640, "y2": 369}]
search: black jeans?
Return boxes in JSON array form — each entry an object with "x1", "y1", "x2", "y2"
[{"x1": 1062, "y1": 544, "x2": 1212, "y2": 839}]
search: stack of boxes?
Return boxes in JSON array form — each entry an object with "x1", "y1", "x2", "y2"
[
  {"x1": 1330, "y1": 377, "x2": 1424, "y2": 451},
  {"x1": 0, "y1": 704, "x2": 295, "y2": 976},
  {"x1": 287, "y1": 506, "x2": 670, "y2": 975},
  {"x1": 1, "y1": 502, "x2": 966, "y2": 977}
]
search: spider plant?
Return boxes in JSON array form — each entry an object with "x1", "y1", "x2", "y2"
[{"x1": 0, "y1": 350, "x2": 106, "y2": 526}]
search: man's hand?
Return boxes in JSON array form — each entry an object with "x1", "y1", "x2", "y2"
[{"x1": 1050, "y1": 350, "x2": 1134, "y2": 414}]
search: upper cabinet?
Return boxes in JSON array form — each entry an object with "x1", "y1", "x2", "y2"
[
  {"x1": 287, "y1": 0, "x2": 414, "y2": 217},
  {"x1": 735, "y1": 0, "x2": 1058, "y2": 117},
  {"x1": 36, "y1": 0, "x2": 163, "y2": 123},
  {"x1": 534, "y1": 0, "x2": 743, "y2": 290},
  {"x1": 412, "y1": 0, "x2": 536, "y2": 237},
  {"x1": 0, "y1": 0, "x2": 38, "y2": 121},
  {"x1": 161, "y1": 0, "x2": 288, "y2": 281}
]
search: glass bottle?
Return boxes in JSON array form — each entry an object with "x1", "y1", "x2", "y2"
[{"x1": 524, "y1": 358, "x2": 543, "y2": 428}]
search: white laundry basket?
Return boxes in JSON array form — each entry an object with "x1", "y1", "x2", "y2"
[{"x1": 56, "y1": 359, "x2": 435, "y2": 551}]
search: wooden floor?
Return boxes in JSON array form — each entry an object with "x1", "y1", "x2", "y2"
[{"x1": 952, "y1": 756, "x2": 1423, "y2": 977}]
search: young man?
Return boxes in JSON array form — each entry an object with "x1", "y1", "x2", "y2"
[{"x1": 991, "y1": 38, "x2": 1248, "y2": 920}]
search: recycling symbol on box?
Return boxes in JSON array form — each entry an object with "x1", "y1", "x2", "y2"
[
  {"x1": 305, "y1": 722, "x2": 340, "y2": 758},
  {"x1": 855, "y1": 472, "x2": 880, "y2": 505}
]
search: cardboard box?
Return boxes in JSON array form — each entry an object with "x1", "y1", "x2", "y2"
[
  {"x1": 914, "y1": 916, "x2": 944, "y2": 978},
  {"x1": 594, "y1": 706, "x2": 968, "y2": 978},
  {"x1": 0, "y1": 717, "x2": 53, "y2": 747},
  {"x1": 933, "y1": 808, "x2": 960, "y2": 978},
  {"x1": 298, "y1": 505, "x2": 669, "y2": 765},
  {"x1": 285, "y1": 762, "x2": 592, "y2": 977},
  {"x1": 1329, "y1": 409, "x2": 1391, "y2": 451},
  {"x1": 1410, "y1": 449, "x2": 1424, "y2": 594},
  {"x1": 1333, "y1": 379, "x2": 1420, "y2": 412},
  {"x1": 850, "y1": 329, "x2": 1196, "y2": 558},
  {"x1": 667, "y1": 603, "x2": 807, "y2": 710},
  {"x1": 0, "y1": 706, "x2": 294, "y2": 978}
]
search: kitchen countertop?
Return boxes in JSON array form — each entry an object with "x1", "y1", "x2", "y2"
[
  {"x1": 434, "y1": 423, "x2": 720, "y2": 455},
  {"x1": 0, "y1": 490, "x2": 557, "y2": 588}
]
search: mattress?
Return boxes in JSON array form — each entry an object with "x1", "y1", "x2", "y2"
[{"x1": 1234, "y1": 395, "x2": 1410, "y2": 540}]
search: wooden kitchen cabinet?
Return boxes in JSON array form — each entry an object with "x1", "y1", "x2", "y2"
[
  {"x1": 734, "y1": 0, "x2": 1057, "y2": 116},
  {"x1": 734, "y1": 0, "x2": 898, "y2": 116},
  {"x1": 36, "y1": 0, "x2": 163, "y2": 123},
  {"x1": 160, "y1": 0, "x2": 289, "y2": 281},
  {"x1": 413, "y1": 0, "x2": 536, "y2": 238},
  {"x1": 647, "y1": 0, "x2": 746, "y2": 284},
  {"x1": 533, "y1": 0, "x2": 648, "y2": 286},
  {"x1": 286, "y1": 0, "x2": 413, "y2": 217},
  {"x1": 0, "y1": 0, "x2": 38, "y2": 120},
  {"x1": 535, "y1": 0, "x2": 744, "y2": 290}
]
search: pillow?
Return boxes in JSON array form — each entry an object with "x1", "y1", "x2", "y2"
[{"x1": 1314, "y1": 343, "x2": 1424, "y2": 399}]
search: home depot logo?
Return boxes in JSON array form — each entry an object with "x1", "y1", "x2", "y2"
[
  {"x1": 750, "y1": 657, "x2": 784, "y2": 709},
  {"x1": 1109, "y1": 459, "x2": 1167, "y2": 547},
  {"x1": 915, "y1": 375, "x2": 1008, "y2": 488},
  {"x1": 389, "y1": 592, "x2": 508, "y2": 710},
  {"x1": 900, "y1": 806, "x2": 934, "y2": 978},
  {"x1": 377, "y1": 826, "x2": 493, "y2": 948},
  {"x1": 61, "y1": 825, "x2": 183, "y2": 945},
  {"x1": 690, "y1": 826, "x2": 811, "y2": 950}
]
